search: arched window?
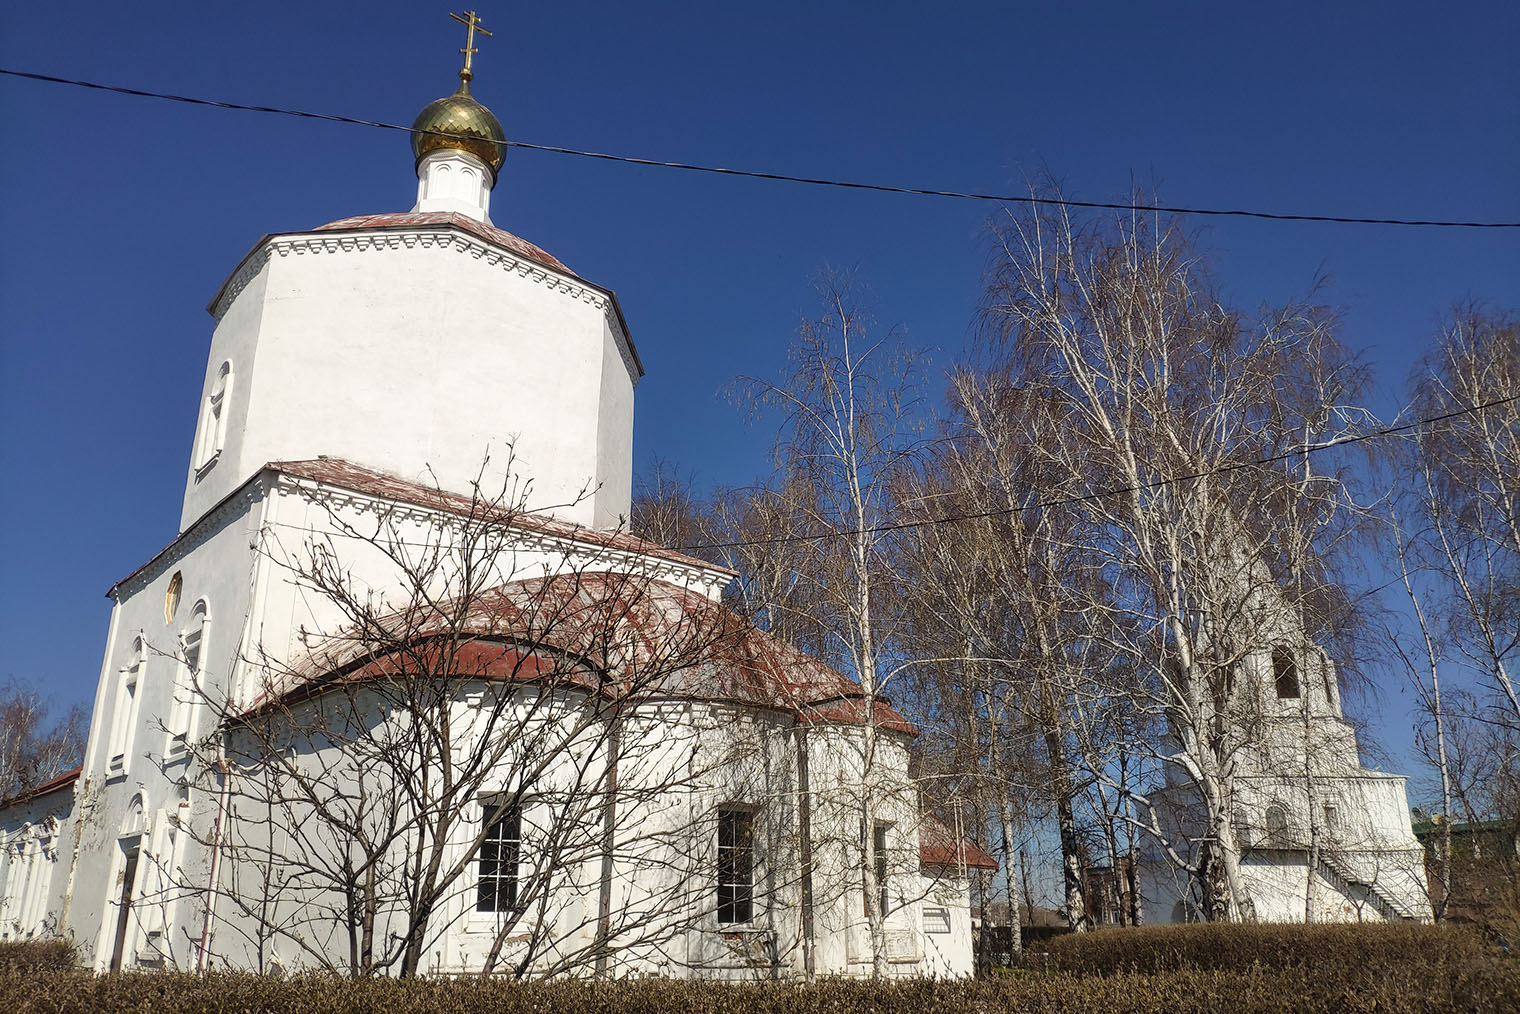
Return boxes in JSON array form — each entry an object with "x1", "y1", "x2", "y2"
[
  {"x1": 108, "y1": 636, "x2": 145, "y2": 776},
  {"x1": 1264, "y1": 804, "x2": 1290, "y2": 847},
  {"x1": 167, "y1": 601, "x2": 208, "y2": 758},
  {"x1": 1272, "y1": 648, "x2": 1300, "y2": 699},
  {"x1": 194, "y1": 361, "x2": 232, "y2": 471}
]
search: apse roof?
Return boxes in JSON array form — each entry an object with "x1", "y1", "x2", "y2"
[{"x1": 264, "y1": 571, "x2": 917, "y2": 737}]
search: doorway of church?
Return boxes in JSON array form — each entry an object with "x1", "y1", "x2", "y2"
[{"x1": 109, "y1": 837, "x2": 141, "y2": 972}]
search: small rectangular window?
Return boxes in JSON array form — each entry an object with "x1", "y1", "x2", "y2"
[
  {"x1": 476, "y1": 800, "x2": 521, "y2": 913},
  {"x1": 717, "y1": 808, "x2": 753, "y2": 924}
]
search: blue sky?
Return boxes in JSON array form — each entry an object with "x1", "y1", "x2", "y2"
[{"x1": 0, "y1": 1, "x2": 1516, "y2": 789}]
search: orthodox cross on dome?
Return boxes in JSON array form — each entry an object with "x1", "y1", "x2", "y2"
[{"x1": 450, "y1": 9, "x2": 492, "y2": 82}]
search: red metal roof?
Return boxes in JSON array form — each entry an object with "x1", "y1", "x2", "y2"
[
  {"x1": 0, "y1": 765, "x2": 81, "y2": 810},
  {"x1": 268, "y1": 572, "x2": 915, "y2": 736},
  {"x1": 315, "y1": 212, "x2": 575, "y2": 276},
  {"x1": 919, "y1": 813, "x2": 999, "y2": 871}
]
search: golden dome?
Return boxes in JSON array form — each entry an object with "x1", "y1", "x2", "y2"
[{"x1": 410, "y1": 72, "x2": 507, "y2": 181}]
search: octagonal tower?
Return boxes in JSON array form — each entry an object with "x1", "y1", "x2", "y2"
[{"x1": 179, "y1": 60, "x2": 641, "y2": 532}]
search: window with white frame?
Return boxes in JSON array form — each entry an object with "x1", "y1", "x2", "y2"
[
  {"x1": 167, "y1": 602, "x2": 207, "y2": 756},
  {"x1": 923, "y1": 907, "x2": 952, "y2": 934},
  {"x1": 194, "y1": 361, "x2": 232, "y2": 470},
  {"x1": 716, "y1": 808, "x2": 754, "y2": 924},
  {"x1": 476, "y1": 798, "x2": 521, "y2": 913},
  {"x1": 108, "y1": 637, "x2": 145, "y2": 775}
]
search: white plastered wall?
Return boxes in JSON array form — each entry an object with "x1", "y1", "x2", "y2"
[
  {"x1": 59, "y1": 484, "x2": 268, "y2": 970},
  {"x1": 181, "y1": 229, "x2": 638, "y2": 533}
]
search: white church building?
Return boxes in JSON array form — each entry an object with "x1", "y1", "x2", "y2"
[{"x1": 0, "y1": 33, "x2": 994, "y2": 978}]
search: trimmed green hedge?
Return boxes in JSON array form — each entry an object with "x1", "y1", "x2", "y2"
[
  {"x1": 1042, "y1": 922, "x2": 1490, "y2": 978},
  {"x1": 3, "y1": 925, "x2": 1515, "y2": 1014},
  {"x1": 0, "y1": 939, "x2": 77, "y2": 972},
  {"x1": 6, "y1": 966, "x2": 1517, "y2": 1014}
]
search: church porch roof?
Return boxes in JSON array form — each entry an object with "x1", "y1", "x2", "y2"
[
  {"x1": 0, "y1": 765, "x2": 81, "y2": 810},
  {"x1": 919, "y1": 813, "x2": 1000, "y2": 871}
]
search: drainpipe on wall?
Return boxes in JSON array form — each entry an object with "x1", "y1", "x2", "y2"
[
  {"x1": 196, "y1": 750, "x2": 231, "y2": 973},
  {"x1": 57, "y1": 776, "x2": 90, "y2": 939},
  {"x1": 593, "y1": 706, "x2": 621, "y2": 978},
  {"x1": 794, "y1": 723, "x2": 815, "y2": 980}
]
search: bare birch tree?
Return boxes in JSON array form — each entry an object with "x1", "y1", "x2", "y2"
[
  {"x1": 1407, "y1": 307, "x2": 1520, "y2": 730},
  {"x1": 734, "y1": 273, "x2": 928, "y2": 976},
  {"x1": 980, "y1": 193, "x2": 1375, "y2": 920},
  {"x1": 1387, "y1": 497, "x2": 1457, "y2": 919},
  {"x1": 894, "y1": 370, "x2": 1116, "y2": 935},
  {"x1": 0, "y1": 679, "x2": 86, "y2": 801}
]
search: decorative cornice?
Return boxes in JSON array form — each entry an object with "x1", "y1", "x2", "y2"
[
  {"x1": 211, "y1": 244, "x2": 273, "y2": 324},
  {"x1": 209, "y1": 227, "x2": 641, "y2": 386},
  {"x1": 111, "y1": 482, "x2": 268, "y2": 601}
]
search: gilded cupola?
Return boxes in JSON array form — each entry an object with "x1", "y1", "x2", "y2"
[{"x1": 410, "y1": 10, "x2": 507, "y2": 181}]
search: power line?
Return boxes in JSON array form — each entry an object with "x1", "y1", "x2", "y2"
[
  {"x1": 4, "y1": 66, "x2": 1518, "y2": 230},
  {"x1": 678, "y1": 393, "x2": 1520, "y2": 553}
]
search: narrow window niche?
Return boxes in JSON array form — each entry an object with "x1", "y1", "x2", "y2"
[
  {"x1": 717, "y1": 807, "x2": 755, "y2": 925},
  {"x1": 166, "y1": 600, "x2": 208, "y2": 759},
  {"x1": 108, "y1": 636, "x2": 145, "y2": 776},
  {"x1": 194, "y1": 361, "x2": 232, "y2": 473},
  {"x1": 871, "y1": 820, "x2": 892, "y2": 917},
  {"x1": 1264, "y1": 804, "x2": 1290, "y2": 847}
]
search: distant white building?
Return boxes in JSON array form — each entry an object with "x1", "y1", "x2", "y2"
[
  {"x1": 0, "y1": 42, "x2": 992, "y2": 978},
  {"x1": 1138, "y1": 631, "x2": 1432, "y2": 924}
]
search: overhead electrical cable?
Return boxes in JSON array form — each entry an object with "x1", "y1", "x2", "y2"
[
  {"x1": 676, "y1": 393, "x2": 1520, "y2": 553},
  {"x1": 3, "y1": 67, "x2": 1518, "y2": 230},
  {"x1": 262, "y1": 395, "x2": 1520, "y2": 556}
]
